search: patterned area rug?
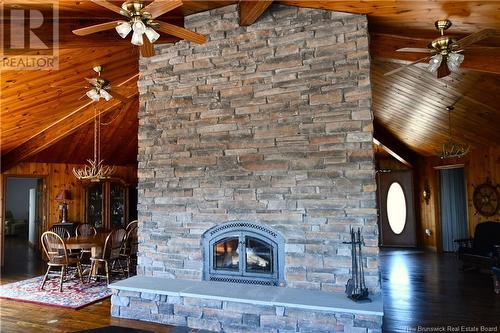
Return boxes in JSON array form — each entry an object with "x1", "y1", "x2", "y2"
[
  {"x1": 76, "y1": 326, "x2": 213, "y2": 333},
  {"x1": 0, "y1": 275, "x2": 111, "y2": 309}
]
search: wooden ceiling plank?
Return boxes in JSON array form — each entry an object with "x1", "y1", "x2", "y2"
[
  {"x1": 1, "y1": 90, "x2": 139, "y2": 172},
  {"x1": 239, "y1": 0, "x2": 273, "y2": 26}
]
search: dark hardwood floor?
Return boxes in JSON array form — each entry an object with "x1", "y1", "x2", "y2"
[
  {"x1": 0, "y1": 237, "x2": 176, "y2": 333},
  {"x1": 381, "y1": 249, "x2": 500, "y2": 332},
  {"x1": 1, "y1": 240, "x2": 499, "y2": 332}
]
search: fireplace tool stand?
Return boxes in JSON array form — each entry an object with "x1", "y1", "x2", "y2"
[{"x1": 343, "y1": 227, "x2": 371, "y2": 303}]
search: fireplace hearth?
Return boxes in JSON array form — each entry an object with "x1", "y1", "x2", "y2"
[{"x1": 202, "y1": 221, "x2": 284, "y2": 286}]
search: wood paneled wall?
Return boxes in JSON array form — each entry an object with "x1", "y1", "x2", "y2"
[
  {"x1": 416, "y1": 147, "x2": 500, "y2": 251},
  {"x1": 0, "y1": 162, "x2": 137, "y2": 264}
]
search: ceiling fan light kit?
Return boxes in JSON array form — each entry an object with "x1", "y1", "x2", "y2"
[{"x1": 84, "y1": 67, "x2": 114, "y2": 102}]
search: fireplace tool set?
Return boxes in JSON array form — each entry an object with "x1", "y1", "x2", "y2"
[{"x1": 343, "y1": 227, "x2": 371, "y2": 302}]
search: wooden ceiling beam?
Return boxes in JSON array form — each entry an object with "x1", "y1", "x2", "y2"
[
  {"x1": 1, "y1": 89, "x2": 138, "y2": 172},
  {"x1": 373, "y1": 121, "x2": 421, "y2": 168},
  {"x1": 239, "y1": 0, "x2": 273, "y2": 26},
  {"x1": 370, "y1": 34, "x2": 500, "y2": 75}
]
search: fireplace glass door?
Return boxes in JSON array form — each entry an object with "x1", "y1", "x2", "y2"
[
  {"x1": 245, "y1": 237, "x2": 272, "y2": 273},
  {"x1": 214, "y1": 237, "x2": 240, "y2": 271}
]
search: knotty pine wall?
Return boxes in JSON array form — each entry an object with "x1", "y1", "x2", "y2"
[
  {"x1": 416, "y1": 147, "x2": 500, "y2": 251},
  {"x1": 1, "y1": 162, "x2": 137, "y2": 264}
]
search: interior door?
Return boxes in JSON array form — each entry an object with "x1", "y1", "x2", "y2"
[
  {"x1": 439, "y1": 167, "x2": 468, "y2": 252},
  {"x1": 36, "y1": 178, "x2": 46, "y2": 252},
  {"x1": 377, "y1": 170, "x2": 417, "y2": 247}
]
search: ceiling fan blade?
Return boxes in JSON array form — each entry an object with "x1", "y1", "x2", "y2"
[
  {"x1": 50, "y1": 83, "x2": 88, "y2": 88},
  {"x1": 384, "y1": 56, "x2": 431, "y2": 76},
  {"x1": 437, "y1": 61, "x2": 451, "y2": 79},
  {"x1": 396, "y1": 47, "x2": 434, "y2": 53},
  {"x1": 73, "y1": 21, "x2": 121, "y2": 36},
  {"x1": 140, "y1": 38, "x2": 156, "y2": 57},
  {"x1": 85, "y1": 78, "x2": 99, "y2": 86},
  {"x1": 452, "y1": 29, "x2": 495, "y2": 49},
  {"x1": 90, "y1": 0, "x2": 127, "y2": 16},
  {"x1": 143, "y1": 0, "x2": 183, "y2": 19},
  {"x1": 156, "y1": 21, "x2": 206, "y2": 44},
  {"x1": 117, "y1": 73, "x2": 139, "y2": 87},
  {"x1": 110, "y1": 90, "x2": 130, "y2": 103}
]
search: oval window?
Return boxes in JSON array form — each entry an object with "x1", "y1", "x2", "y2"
[{"x1": 386, "y1": 182, "x2": 407, "y2": 235}]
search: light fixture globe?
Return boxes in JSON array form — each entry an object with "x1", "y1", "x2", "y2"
[
  {"x1": 100, "y1": 89, "x2": 113, "y2": 101},
  {"x1": 132, "y1": 20, "x2": 147, "y2": 34},
  {"x1": 428, "y1": 54, "x2": 443, "y2": 73},
  {"x1": 447, "y1": 53, "x2": 464, "y2": 72},
  {"x1": 131, "y1": 31, "x2": 144, "y2": 45},
  {"x1": 115, "y1": 21, "x2": 132, "y2": 38},
  {"x1": 86, "y1": 88, "x2": 100, "y2": 102},
  {"x1": 145, "y1": 27, "x2": 160, "y2": 43}
]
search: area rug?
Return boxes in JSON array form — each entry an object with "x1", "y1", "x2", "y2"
[
  {"x1": 75, "y1": 326, "x2": 213, "y2": 333},
  {"x1": 0, "y1": 275, "x2": 112, "y2": 309},
  {"x1": 75, "y1": 326, "x2": 153, "y2": 333}
]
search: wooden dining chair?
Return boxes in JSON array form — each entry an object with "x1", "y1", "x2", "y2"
[
  {"x1": 40, "y1": 231, "x2": 83, "y2": 292},
  {"x1": 88, "y1": 228, "x2": 127, "y2": 285},
  {"x1": 120, "y1": 225, "x2": 138, "y2": 277},
  {"x1": 76, "y1": 223, "x2": 97, "y2": 237},
  {"x1": 49, "y1": 225, "x2": 71, "y2": 239},
  {"x1": 125, "y1": 220, "x2": 138, "y2": 232},
  {"x1": 75, "y1": 223, "x2": 98, "y2": 268}
]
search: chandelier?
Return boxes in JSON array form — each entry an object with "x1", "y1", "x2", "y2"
[
  {"x1": 438, "y1": 106, "x2": 470, "y2": 159},
  {"x1": 73, "y1": 105, "x2": 115, "y2": 181}
]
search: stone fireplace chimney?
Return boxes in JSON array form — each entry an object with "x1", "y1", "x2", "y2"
[{"x1": 136, "y1": 3, "x2": 379, "y2": 295}]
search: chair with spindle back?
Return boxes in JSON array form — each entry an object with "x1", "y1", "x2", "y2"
[
  {"x1": 76, "y1": 224, "x2": 98, "y2": 267},
  {"x1": 40, "y1": 231, "x2": 83, "y2": 292},
  {"x1": 120, "y1": 225, "x2": 138, "y2": 277},
  {"x1": 125, "y1": 220, "x2": 138, "y2": 232},
  {"x1": 49, "y1": 225, "x2": 71, "y2": 239},
  {"x1": 76, "y1": 223, "x2": 97, "y2": 237},
  {"x1": 88, "y1": 228, "x2": 126, "y2": 285}
]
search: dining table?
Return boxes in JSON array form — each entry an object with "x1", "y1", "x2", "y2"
[
  {"x1": 64, "y1": 233, "x2": 108, "y2": 257},
  {"x1": 63, "y1": 233, "x2": 109, "y2": 276}
]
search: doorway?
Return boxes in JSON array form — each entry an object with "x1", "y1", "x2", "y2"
[
  {"x1": 438, "y1": 167, "x2": 468, "y2": 252},
  {"x1": 377, "y1": 170, "x2": 417, "y2": 247},
  {"x1": 2, "y1": 177, "x2": 45, "y2": 276}
]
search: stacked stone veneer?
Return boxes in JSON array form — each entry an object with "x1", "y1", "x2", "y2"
[
  {"x1": 136, "y1": 4, "x2": 378, "y2": 293},
  {"x1": 112, "y1": 290, "x2": 382, "y2": 333}
]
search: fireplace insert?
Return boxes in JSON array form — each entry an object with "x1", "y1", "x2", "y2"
[{"x1": 202, "y1": 221, "x2": 284, "y2": 286}]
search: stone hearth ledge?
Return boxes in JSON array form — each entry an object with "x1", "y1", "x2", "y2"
[{"x1": 109, "y1": 276, "x2": 383, "y2": 316}]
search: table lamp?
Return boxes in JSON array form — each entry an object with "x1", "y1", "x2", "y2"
[{"x1": 56, "y1": 190, "x2": 72, "y2": 223}]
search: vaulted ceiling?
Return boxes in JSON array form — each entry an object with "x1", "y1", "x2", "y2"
[{"x1": 2, "y1": 0, "x2": 500, "y2": 171}]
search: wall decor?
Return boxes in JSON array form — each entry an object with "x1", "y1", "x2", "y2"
[{"x1": 472, "y1": 178, "x2": 499, "y2": 217}]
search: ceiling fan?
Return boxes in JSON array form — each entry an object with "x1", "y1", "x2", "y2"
[
  {"x1": 384, "y1": 20, "x2": 495, "y2": 78},
  {"x1": 51, "y1": 65, "x2": 135, "y2": 103},
  {"x1": 72, "y1": 0, "x2": 206, "y2": 57}
]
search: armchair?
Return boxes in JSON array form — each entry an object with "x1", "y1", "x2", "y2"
[
  {"x1": 455, "y1": 221, "x2": 500, "y2": 270},
  {"x1": 493, "y1": 245, "x2": 499, "y2": 294}
]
